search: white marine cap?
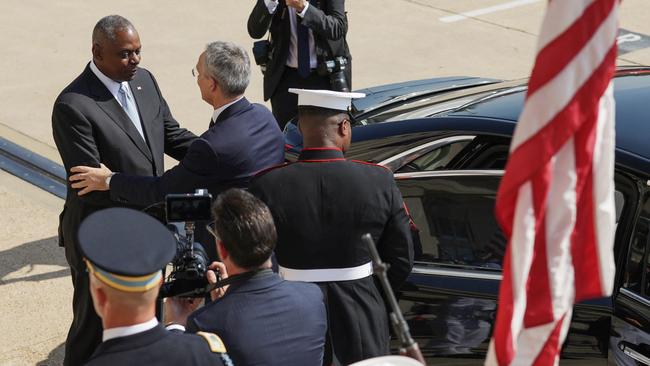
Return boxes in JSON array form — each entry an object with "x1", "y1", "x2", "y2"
[
  {"x1": 349, "y1": 356, "x2": 423, "y2": 366},
  {"x1": 288, "y1": 88, "x2": 365, "y2": 111}
]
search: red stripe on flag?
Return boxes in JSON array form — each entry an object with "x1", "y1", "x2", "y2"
[
  {"x1": 571, "y1": 109, "x2": 603, "y2": 301},
  {"x1": 495, "y1": 45, "x2": 618, "y2": 233},
  {"x1": 527, "y1": 0, "x2": 617, "y2": 96},
  {"x1": 524, "y1": 171, "x2": 554, "y2": 327},
  {"x1": 492, "y1": 241, "x2": 516, "y2": 366},
  {"x1": 531, "y1": 313, "x2": 568, "y2": 366}
]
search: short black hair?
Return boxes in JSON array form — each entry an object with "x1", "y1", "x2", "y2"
[
  {"x1": 298, "y1": 105, "x2": 348, "y2": 121},
  {"x1": 212, "y1": 189, "x2": 276, "y2": 268}
]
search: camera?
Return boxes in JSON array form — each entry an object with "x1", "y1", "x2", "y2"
[
  {"x1": 252, "y1": 40, "x2": 271, "y2": 74},
  {"x1": 317, "y1": 56, "x2": 350, "y2": 92},
  {"x1": 158, "y1": 189, "x2": 214, "y2": 298}
]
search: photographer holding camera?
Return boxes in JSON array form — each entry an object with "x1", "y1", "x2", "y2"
[
  {"x1": 165, "y1": 189, "x2": 328, "y2": 365},
  {"x1": 248, "y1": 0, "x2": 352, "y2": 129},
  {"x1": 77, "y1": 208, "x2": 232, "y2": 366}
]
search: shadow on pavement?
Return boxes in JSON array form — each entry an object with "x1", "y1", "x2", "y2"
[
  {"x1": 36, "y1": 342, "x2": 65, "y2": 366},
  {"x1": 0, "y1": 236, "x2": 69, "y2": 285}
]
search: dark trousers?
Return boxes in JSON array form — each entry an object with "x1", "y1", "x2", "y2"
[
  {"x1": 63, "y1": 244, "x2": 103, "y2": 366},
  {"x1": 270, "y1": 66, "x2": 331, "y2": 130}
]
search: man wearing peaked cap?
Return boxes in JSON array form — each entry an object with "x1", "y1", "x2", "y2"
[
  {"x1": 249, "y1": 89, "x2": 415, "y2": 365},
  {"x1": 78, "y1": 207, "x2": 232, "y2": 366}
]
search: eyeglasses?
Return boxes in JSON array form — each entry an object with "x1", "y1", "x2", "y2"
[
  {"x1": 205, "y1": 220, "x2": 219, "y2": 241},
  {"x1": 191, "y1": 68, "x2": 198, "y2": 78}
]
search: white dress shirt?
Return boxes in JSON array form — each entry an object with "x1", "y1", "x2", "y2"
[
  {"x1": 102, "y1": 317, "x2": 159, "y2": 342},
  {"x1": 211, "y1": 96, "x2": 244, "y2": 123},
  {"x1": 89, "y1": 61, "x2": 146, "y2": 138},
  {"x1": 264, "y1": 0, "x2": 317, "y2": 69}
]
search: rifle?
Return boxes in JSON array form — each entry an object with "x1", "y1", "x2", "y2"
[{"x1": 362, "y1": 233, "x2": 426, "y2": 365}]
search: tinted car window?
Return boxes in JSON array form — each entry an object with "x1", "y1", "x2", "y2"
[
  {"x1": 399, "y1": 174, "x2": 626, "y2": 273},
  {"x1": 396, "y1": 140, "x2": 471, "y2": 173},
  {"x1": 624, "y1": 195, "x2": 650, "y2": 297},
  {"x1": 397, "y1": 174, "x2": 504, "y2": 270}
]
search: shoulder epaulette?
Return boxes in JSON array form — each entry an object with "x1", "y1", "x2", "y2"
[
  {"x1": 350, "y1": 160, "x2": 390, "y2": 171},
  {"x1": 253, "y1": 161, "x2": 292, "y2": 177},
  {"x1": 196, "y1": 331, "x2": 227, "y2": 353}
]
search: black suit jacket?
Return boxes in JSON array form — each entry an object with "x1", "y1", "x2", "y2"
[
  {"x1": 108, "y1": 97, "x2": 284, "y2": 206},
  {"x1": 187, "y1": 270, "x2": 327, "y2": 366},
  {"x1": 86, "y1": 324, "x2": 231, "y2": 366},
  {"x1": 52, "y1": 63, "x2": 196, "y2": 266},
  {"x1": 248, "y1": 0, "x2": 351, "y2": 100}
]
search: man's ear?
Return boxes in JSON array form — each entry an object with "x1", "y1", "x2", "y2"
[
  {"x1": 89, "y1": 278, "x2": 108, "y2": 318},
  {"x1": 92, "y1": 43, "x2": 102, "y2": 61},
  {"x1": 338, "y1": 118, "x2": 350, "y2": 137},
  {"x1": 216, "y1": 240, "x2": 228, "y2": 261},
  {"x1": 210, "y1": 77, "x2": 219, "y2": 93}
]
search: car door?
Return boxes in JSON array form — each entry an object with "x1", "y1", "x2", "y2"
[
  {"x1": 394, "y1": 171, "x2": 503, "y2": 363},
  {"x1": 610, "y1": 191, "x2": 650, "y2": 366},
  {"x1": 394, "y1": 171, "x2": 630, "y2": 364}
]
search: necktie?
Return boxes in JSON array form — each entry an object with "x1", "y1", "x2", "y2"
[
  {"x1": 118, "y1": 83, "x2": 145, "y2": 140},
  {"x1": 297, "y1": 19, "x2": 311, "y2": 78}
]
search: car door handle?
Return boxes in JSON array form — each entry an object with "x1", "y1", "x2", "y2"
[{"x1": 619, "y1": 342, "x2": 650, "y2": 365}]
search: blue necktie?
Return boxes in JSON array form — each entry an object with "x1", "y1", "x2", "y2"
[
  {"x1": 297, "y1": 19, "x2": 310, "y2": 78},
  {"x1": 118, "y1": 83, "x2": 145, "y2": 140}
]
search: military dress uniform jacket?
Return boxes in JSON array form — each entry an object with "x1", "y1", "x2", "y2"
[
  {"x1": 247, "y1": 0, "x2": 352, "y2": 101},
  {"x1": 85, "y1": 324, "x2": 232, "y2": 366},
  {"x1": 186, "y1": 270, "x2": 327, "y2": 366},
  {"x1": 249, "y1": 148, "x2": 414, "y2": 365}
]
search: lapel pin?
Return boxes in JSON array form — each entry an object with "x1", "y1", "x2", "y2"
[{"x1": 137, "y1": 86, "x2": 142, "y2": 90}]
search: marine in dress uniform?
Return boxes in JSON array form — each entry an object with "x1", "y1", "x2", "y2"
[
  {"x1": 77, "y1": 207, "x2": 232, "y2": 366},
  {"x1": 249, "y1": 89, "x2": 414, "y2": 365}
]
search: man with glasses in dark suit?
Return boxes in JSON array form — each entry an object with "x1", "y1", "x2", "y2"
[
  {"x1": 67, "y1": 41, "x2": 285, "y2": 262},
  {"x1": 164, "y1": 188, "x2": 328, "y2": 366}
]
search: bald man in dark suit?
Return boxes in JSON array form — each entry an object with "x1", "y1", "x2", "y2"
[{"x1": 51, "y1": 15, "x2": 196, "y2": 365}]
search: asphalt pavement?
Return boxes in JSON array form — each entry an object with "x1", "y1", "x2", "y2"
[{"x1": 1, "y1": 1, "x2": 649, "y2": 365}]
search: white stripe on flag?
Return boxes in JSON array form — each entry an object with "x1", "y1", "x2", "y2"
[{"x1": 510, "y1": 6, "x2": 619, "y2": 152}]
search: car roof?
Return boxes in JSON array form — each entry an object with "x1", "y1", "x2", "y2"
[
  {"x1": 351, "y1": 67, "x2": 650, "y2": 176},
  {"x1": 447, "y1": 68, "x2": 650, "y2": 158}
]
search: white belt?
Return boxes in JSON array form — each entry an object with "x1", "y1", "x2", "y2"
[{"x1": 279, "y1": 262, "x2": 373, "y2": 282}]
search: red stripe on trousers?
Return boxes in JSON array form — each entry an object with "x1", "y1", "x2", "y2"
[{"x1": 527, "y1": 0, "x2": 617, "y2": 96}]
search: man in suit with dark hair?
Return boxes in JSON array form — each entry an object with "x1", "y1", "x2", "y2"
[
  {"x1": 248, "y1": 0, "x2": 351, "y2": 128},
  {"x1": 51, "y1": 15, "x2": 197, "y2": 365},
  {"x1": 165, "y1": 188, "x2": 327, "y2": 366},
  {"x1": 68, "y1": 40, "x2": 285, "y2": 261}
]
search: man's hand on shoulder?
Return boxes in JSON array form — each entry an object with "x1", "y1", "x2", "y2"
[{"x1": 69, "y1": 163, "x2": 113, "y2": 195}]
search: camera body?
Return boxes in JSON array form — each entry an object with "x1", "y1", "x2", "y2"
[
  {"x1": 317, "y1": 56, "x2": 350, "y2": 92},
  {"x1": 252, "y1": 40, "x2": 271, "y2": 75},
  {"x1": 159, "y1": 190, "x2": 213, "y2": 298}
]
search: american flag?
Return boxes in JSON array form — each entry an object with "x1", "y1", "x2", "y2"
[{"x1": 486, "y1": 1, "x2": 619, "y2": 365}]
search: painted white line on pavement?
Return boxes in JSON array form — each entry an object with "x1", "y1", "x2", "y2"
[{"x1": 439, "y1": 0, "x2": 542, "y2": 23}]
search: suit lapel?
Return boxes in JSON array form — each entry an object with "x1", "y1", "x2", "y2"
[{"x1": 86, "y1": 66, "x2": 153, "y2": 162}]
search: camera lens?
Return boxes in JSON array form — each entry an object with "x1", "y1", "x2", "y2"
[{"x1": 330, "y1": 71, "x2": 349, "y2": 92}]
